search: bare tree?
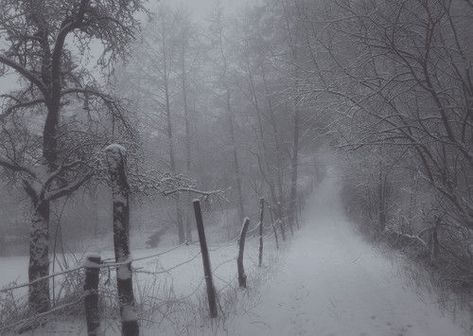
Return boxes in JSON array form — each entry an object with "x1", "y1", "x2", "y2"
[
  {"x1": 0, "y1": 0, "x2": 143, "y2": 312},
  {"x1": 208, "y1": 5, "x2": 246, "y2": 225}
]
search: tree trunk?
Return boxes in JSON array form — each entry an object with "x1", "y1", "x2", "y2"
[
  {"x1": 258, "y1": 198, "x2": 264, "y2": 267},
  {"x1": 28, "y1": 102, "x2": 60, "y2": 313},
  {"x1": 262, "y1": 66, "x2": 286, "y2": 226},
  {"x1": 105, "y1": 145, "x2": 139, "y2": 336},
  {"x1": 279, "y1": 217, "x2": 286, "y2": 242},
  {"x1": 162, "y1": 21, "x2": 185, "y2": 244},
  {"x1": 287, "y1": 104, "x2": 300, "y2": 235},
  {"x1": 182, "y1": 46, "x2": 193, "y2": 243},
  {"x1": 175, "y1": 196, "x2": 185, "y2": 244},
  {"x1": 165, "y1": 81, "x2": 185, "y2": 243},
  {"x1": 268, "y1": 204, "x2": 280, "y2": 248},
  {"x1": 430, "y1": 218, "x2": 440, "y2": 265},
  {"x1": 28, "y1": 200, "x2": 50, "y2": 313},
  {"x1": 226, "y1": 89, "x2": 245, "y2": 224},
  {"x1": 378, "y1": 167, "x2": 387, "y2": 232}
]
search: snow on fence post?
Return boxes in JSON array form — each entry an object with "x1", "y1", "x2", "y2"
[
  {"x1": 105, "y1": 144, "x2": 139, "y2": 336},
  {"x1": 84, "y1": 254, "x2": 101, "y2": 336},
  {"x1": 258, "y1": 198, "x2": 265, "y2": 267},
  {"x1": 193, "y1": 199, "x2": 218, "y2": 318},
  {"x1": 237, "y1": 218, "x2": 250, "y2": 288}
]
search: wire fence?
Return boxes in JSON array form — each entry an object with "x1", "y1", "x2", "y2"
[{"x1": 0, "y1": 216, "x2": 293, "y2": 335}]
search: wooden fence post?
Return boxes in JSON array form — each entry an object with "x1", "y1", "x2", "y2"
[
  {"x1": 84, "y1": 254, "x2": 101, "y2": 336},
  {"x1": 193, "y1": 199, "x2": 218, "y2": 318},
  {"x1": 237, "y1": 218, "x2": 250, "y2": 288},
  {"x1": 105, "y1": 144, "x2": 139, "y2": 336},
  {"x1": 258, "y1": 198, "x2": 264, "y2": 267}
]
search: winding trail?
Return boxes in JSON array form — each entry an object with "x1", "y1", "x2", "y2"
[{"x1": 227, "y1": 172, "x2": 469, "y2": 336}]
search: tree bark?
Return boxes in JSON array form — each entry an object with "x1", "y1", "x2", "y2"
[
  {"x1": 258, "y1": 198, "x2": 264, "y2": 267},
  {"x1": 226, "y1": 89, "x2": 245, "y2": 225},
  {"x1": 268, "y1": 204, "x2": 279, "y2": 249},
  {"x1": 182, "y1": 43, "x2": 193, "y2": 243},
  {"x1": 287, "y1": 103, "x2": 300, "y2": 235},
  {"x1": 28, "y1": 200, "x2": 50, "y2": 313},
  {"x1": 161, "y1": 19, "x2": 185, "y2": 244},
  {"x1": 105, "y1": 145, "x2": 139, "y2": 336},
  {"x1": 262, "y1": 65, "x2": 286, "y2": 226}
]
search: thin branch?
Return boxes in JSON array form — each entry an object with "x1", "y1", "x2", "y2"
[
  {"x1": 0, "y1": 157, "x2": 37, "y2": 179},
  {"x1": 45, "y1": 171, "x2": 93, "y2": 202},
  {"x1": 0, "y1": 55, "x2": 46, "y2": 94},
  {"x1": 162, "y1": 188, "x2": 223, "y2": 197},
  {"x1": 0, "y1": 98, "x2": 46, "y2": 122}
]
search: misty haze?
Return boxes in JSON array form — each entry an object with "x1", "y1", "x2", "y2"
[{"x1": 1, "y1": 0, "x2": 473, "y2": 335}]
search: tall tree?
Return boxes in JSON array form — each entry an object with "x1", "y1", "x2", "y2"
[
  {"x1": 0, "y1": 0, "x2": 143, "y2": 312},
  {"x1": 208, "y1": 5, "x2": 246, "y2": 225}
]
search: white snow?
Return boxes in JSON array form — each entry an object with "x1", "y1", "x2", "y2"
[
  {"x1": 104, "y1": 144, "x2": 127, "y2": 155},
  {"x1": 225, "y1": 173, "x2": 470, "y2": 336},
  {"x1": 1, "y1": 172, "x2": 470, "y2": 335},
  {"x1": 83, "y1": 253, "x2": 102, "y2": 268}
]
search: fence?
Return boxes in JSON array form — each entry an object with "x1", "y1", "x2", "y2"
[
  {"x1": 0, "y1": 145, "x2": 313, "y2": 335},
  {"x1": 0, "y1": 208, "x2": 294, "y2": 335}
]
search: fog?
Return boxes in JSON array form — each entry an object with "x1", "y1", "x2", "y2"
[{"x1": 1, "y1": 1, "x2": 473, "y2": 335}]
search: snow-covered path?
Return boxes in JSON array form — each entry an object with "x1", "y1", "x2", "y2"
[{"x1": 226, "y1": 173, "x2": 469, "y2": 336}]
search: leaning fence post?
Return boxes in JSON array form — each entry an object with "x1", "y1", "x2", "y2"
[
  {"x1": 193, "y1": 199, "x2": 218, "y2": 318},
  {"x1": 237, "y1": 218, "x2": 250, "y2": 288},
  {"x1": 105, "y1": 144, "x2": 139, "y2": 336},
  {"x1": 258, "y1": 198, "x2": 264, "y2": 267},
  {"x1": 84, "y1": 254, "x2": 101, "y2": 336}
]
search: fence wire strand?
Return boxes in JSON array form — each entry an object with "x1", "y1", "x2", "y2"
[{"x1": 0, "y1": 217, "x2": 291, "y2": 335}]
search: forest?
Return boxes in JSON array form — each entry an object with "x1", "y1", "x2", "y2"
[{"x1": 1, "y1": 0, "x2": 473, "y2": 335}]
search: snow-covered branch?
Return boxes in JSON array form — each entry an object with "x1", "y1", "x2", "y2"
[
  {"x1": 163, "y1": 188, "x2": 224, "y2": 197},
  {"x1": 384, "y1": 227, "x2": 427, "y2": 247},
  {"x1": 45, "y1": 171, "x2": 94, "y2": 202}
]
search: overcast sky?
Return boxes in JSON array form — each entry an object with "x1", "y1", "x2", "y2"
[
  {"x1": 157, "y1": 0, "x2": 241, "y2": 21},
  {"x1": 0, "y1": 0, "x2": 245, "y2": 95}
]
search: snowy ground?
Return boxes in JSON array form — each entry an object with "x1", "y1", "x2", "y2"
[
  {"x1": 1, "y1": 171, "x2": 471, "y2": 335},
  {"x1": 0, "y1": 209, "x2": 277, "y2": 335},
  {"x1": 224, "y1": 172, "x2": 471, "y2": 336}
]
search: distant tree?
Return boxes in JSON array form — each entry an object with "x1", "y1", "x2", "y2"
[
  {"x1": 0, "y1": 0, "x2": 144, "y2": 313},
  {"x1": 208, "y1": 5, "x2": 246, "y2": 225}
]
